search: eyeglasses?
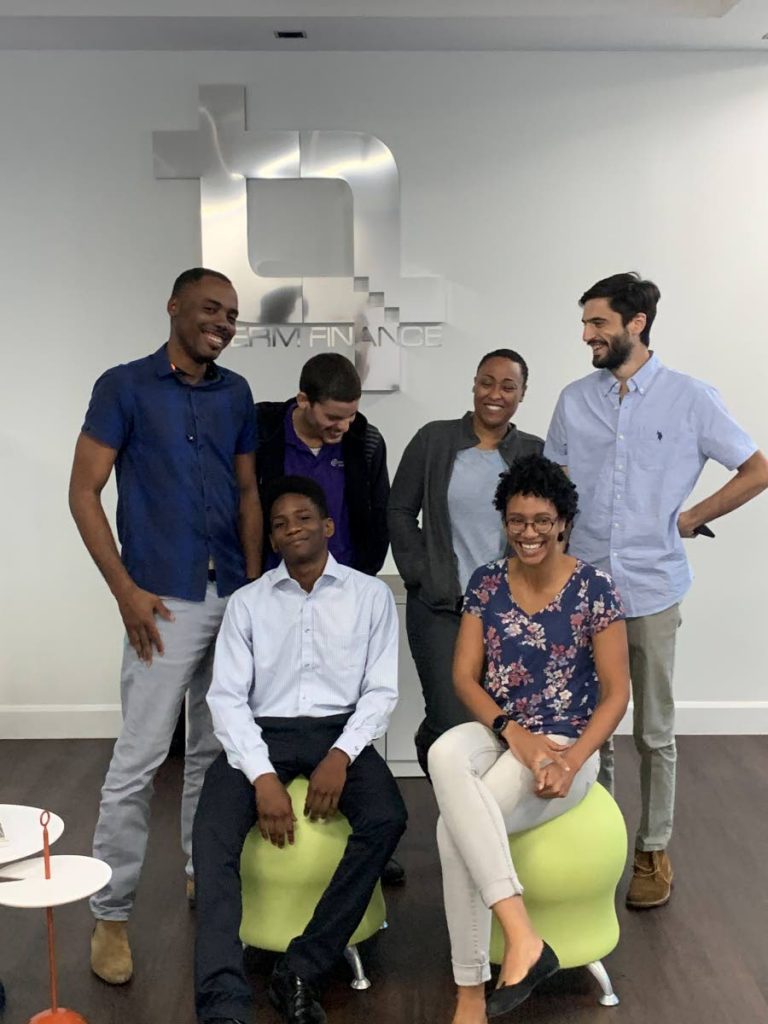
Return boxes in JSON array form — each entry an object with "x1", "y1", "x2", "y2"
[{"x1": 505, "y1": 516, "x2": 557, "y2": 535}]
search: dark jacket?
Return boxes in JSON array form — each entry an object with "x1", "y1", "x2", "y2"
[
  {"x1": 255, "y1": 399, "x2": 390, "y2": 576},
  {"x1": 388, "y1": 412, "x2": 543, "y2": 611}
]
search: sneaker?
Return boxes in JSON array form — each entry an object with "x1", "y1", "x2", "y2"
[
  {"x1": 90, "y1": 919, "x2": 133, "y2": 984},
  {"x1": 626, "y1": 849, "x2": 673, "y2": 909}
]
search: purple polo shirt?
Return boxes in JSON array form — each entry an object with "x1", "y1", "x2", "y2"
[{"x1": 265, "y1": 404, "x2": 355, "y2": 570}]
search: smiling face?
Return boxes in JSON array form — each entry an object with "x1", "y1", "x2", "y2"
[
  {"x1": 472, "y1": 356, "x2": 526, "y2": 431},
  {"x1": 269, "y1": 492, "x2": 334, "y2": 567},
  {"x1": 581, "y1": 297, "x2": 643, "y2": 371},
  {"x1": 295, "y1": 396, "x2": 359, "y2": 446},
  {"x1": 167, "y1": 275, "x2": 239, "y2": 365},
  {"x1": 504, "y1": 493, "x2": 564, "y2": 567}
]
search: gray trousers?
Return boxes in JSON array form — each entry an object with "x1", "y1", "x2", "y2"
[
  {"x1": 405, "y1": 592, "x2": 471, "y2": 775},
  {"x1": 90, "y1": 582, "x2": 228, "y2": 920},
  {"x1": 598, "y1": 602, "x2": 681, "y2": 852},
  {"x1": 430, "y1": 723, "x2": 598, "y2": 986}
]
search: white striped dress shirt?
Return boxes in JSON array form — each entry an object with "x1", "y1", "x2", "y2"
[{"x1": 207, "y1": 554, "x2": 399, "y2": 783}]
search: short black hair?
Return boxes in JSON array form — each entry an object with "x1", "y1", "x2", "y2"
[
  {"x1": 494, "y1": 454, "x2": 578, "y2": 524},
  {"x1": 299, "y1": 353, "x2": 361, "y2": 404},
  {"x1": 171, "y1": 267, "x2": 232, "y2": 298},
  {"x1": 476, "y1": 349, "x2": 529, "y2": 388},
  {"x1": 579, "y1": 272, "x2": 660, "y2": 346},
  {"x1": 265, "y1": 475, "x2": 329, "y2": 523}
]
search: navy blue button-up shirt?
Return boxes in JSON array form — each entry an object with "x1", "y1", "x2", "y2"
[{"x1": 82, "y1": 345, "x2": 257, "y2": 601}]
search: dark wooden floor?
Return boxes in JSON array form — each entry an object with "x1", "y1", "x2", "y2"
[{"x1": 1, "y1": 737, "x2": 767, "y2": 1024}]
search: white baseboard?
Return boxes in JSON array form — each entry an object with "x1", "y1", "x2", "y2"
[
  {"x1": 0, "y1": 705, "x2": 123, "y2": 739},
  {"x1": 615, "y1": 701, "x2": 768, "y2": 736},
  {"x1": 1, "y1": 701, "x2": 768, "y2": 746}
]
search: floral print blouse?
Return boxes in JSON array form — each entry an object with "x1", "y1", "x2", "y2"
[{"x1": 463, "y1": 559, "x2": 624, "y2": 737}]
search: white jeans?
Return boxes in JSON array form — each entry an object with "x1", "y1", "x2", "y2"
[{"x1": 429, "y1": 721, "x2": 599, "y2": 985}]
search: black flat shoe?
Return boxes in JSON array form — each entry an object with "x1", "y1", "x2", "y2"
[
  {"x1": 268, "y1": 963, "x2": 327, "y2": 1024},
  {"x1": 486, "y1": 942, "x2": 560, "y2": 1019}
]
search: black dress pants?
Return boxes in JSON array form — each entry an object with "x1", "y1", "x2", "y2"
[
  {"x1": 193, "y1": 715, "x2": 408, "y2": 1023},
  {"x1": 406, "y1": 593, "x2": 470, "y2": 775}
]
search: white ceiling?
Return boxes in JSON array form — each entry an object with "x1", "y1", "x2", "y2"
[{"x1": 0, "y1": 0, "x2": 766, "y2": 50}]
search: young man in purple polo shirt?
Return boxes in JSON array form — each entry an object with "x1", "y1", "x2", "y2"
[
  {"x1": 255, "y1": 353, "x2": 389, "y2": 578},
  {"x1": 544, "y1": 272, "x2": 768, "y2": 909},
  {"x1": 69, "y1": 267, "x2": 262, "y2": 984}
]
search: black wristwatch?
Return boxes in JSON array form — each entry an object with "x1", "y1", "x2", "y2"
[{"x1": 491, "y1": 714, "x2": 511, "y2": 744}]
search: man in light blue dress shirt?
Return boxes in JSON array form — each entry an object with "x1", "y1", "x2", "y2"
[
  {"x1": 192, "y1": 475, "x2": 407, "y2": 1024},
  {"x1": 545, "y1": 272, "x2": 768, "y2": 910}
]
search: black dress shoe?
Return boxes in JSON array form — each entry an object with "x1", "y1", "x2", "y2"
[
  {"x1": 381, "y1": 856, "x2": 406, "y2": 885},
  {"x1": 268, "y1": 964, "x2": 327, "y2": 1024},
  {"x1": 486, "y1": 942, "x2": 560, "y2": 1019},
  {"x1": 203, "y1": 1018, "x2": 246, "y2": 1023}
]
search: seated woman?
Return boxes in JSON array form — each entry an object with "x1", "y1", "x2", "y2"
[{"x1": 429, "y1": 454, "x2": 630, "y2": 1023}]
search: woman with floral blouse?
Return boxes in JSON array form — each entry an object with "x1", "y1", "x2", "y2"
[{"x1": 428, "y1": 454, "x2": 630, "y2": 1024}]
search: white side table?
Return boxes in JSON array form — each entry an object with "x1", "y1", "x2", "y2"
[{"x1": 0, "y1": 807, "x2": 110, "y2": 1024}]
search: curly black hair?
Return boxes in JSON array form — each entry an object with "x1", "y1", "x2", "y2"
[{"x1": 493, "y1": 453, "x2": 579, "y2": 524}]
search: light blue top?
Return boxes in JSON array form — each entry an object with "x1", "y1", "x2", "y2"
[
  {"x1": 207, "y1": 554, "x2": 398, "y2": 783},
  {"x1": 544, "y1": 354, "x2": 756, "y2": 617},
  {"x1": 447, "y1": 446, "x2": 507, "y2": 591}
]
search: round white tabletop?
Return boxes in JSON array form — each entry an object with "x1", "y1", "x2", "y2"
[
  {"x1": 0, "y1": 855, "x2": 111, "y2": 909},
  {"x1": 0, "y1": 805, "x2": 64, "y2": 867}
]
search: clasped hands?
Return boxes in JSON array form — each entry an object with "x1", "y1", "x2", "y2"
[
  {"x1": 505, "y1": 728, "x2": 576, "y2": 800},
  {"x1": 253, "y1": 747, "x2": 351, "y2": 848}
]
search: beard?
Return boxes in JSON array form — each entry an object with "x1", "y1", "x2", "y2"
[{"x1": 591, "y1": 329, "x2": 633, "y2": 370}]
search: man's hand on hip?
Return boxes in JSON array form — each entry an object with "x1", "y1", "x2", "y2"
[
  {"x1": 304, "y1": 748, "x2": 350, "y2": 821},
  {"x1": 115, "y1": 585, "x2": 174, "y2": 665},
  {"x1": 254, "y1": 774, "x2": 296, "y2": 848}
]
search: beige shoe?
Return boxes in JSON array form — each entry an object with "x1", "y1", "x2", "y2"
[
  {"x1": 90, "y1": 920, "x2": 133, "y2": 984},
  {"x1": 186, "y1": 877, "x2": 195, "y2": 908},
  {"x1": 626, "y1": 850, "x2": 673, "y2": 909}
]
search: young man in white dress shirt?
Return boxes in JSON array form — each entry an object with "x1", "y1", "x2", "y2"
[{"x1": 193, "y1": 475, "x2": 407, "y2": 1024}]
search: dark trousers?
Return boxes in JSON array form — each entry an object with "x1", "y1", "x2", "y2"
[
  {"x1": 193, "y1": 715, "x2": 408, "y2": 1023},
  {"x1": 406, "y1": 593, "x2": 470, "y2": 775}
]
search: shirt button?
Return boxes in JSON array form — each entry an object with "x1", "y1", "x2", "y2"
[
  {"x1": 619, "y1": 434, "x2": 624, "y2": 440},
  {"x1": 187, "y1": 434, "x2": 195, "y2": 442}
]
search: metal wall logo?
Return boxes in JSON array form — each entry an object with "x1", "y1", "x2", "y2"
[{"x1": 152, "y1": 85, "x2": 444, "y2": 390}]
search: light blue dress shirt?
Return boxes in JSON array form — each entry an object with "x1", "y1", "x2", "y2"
[
  {"x1": 207, "y1": 554, "x2": 399, "y2": 783},
  {"x1": 544, "y1": 354, "x2": 756, "y2": 617}
]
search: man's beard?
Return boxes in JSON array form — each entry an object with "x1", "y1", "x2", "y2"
[{"x1": 592, "y1": 329, "x2": 633, "y2": 370}]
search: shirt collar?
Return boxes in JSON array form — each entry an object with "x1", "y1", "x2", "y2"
[
  {"x1": 602, "y1": 351, "x2": 662, "y2": 397},
  {"x1": 270, "y1": 551, "x2": 346, "y2": 589},
  {"x1": 152, "y1": 343, "x2": 222, "y2": 383}
]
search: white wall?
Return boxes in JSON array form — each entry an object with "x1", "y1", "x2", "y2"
[{"x1": 1, "y1": 50, "x2": 767, "y2": 737}]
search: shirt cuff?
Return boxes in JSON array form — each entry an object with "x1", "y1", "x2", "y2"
[
  {"x1": 332, "y1": 730, "x2": 369, "y2": 765},
  {"x1": 238, "y1": 749, "x2": 276, "y2": 784}
]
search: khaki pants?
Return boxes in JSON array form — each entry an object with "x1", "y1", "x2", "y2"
[{"x1": 598, "y1": 602, "x2": 681, "y2": 852}]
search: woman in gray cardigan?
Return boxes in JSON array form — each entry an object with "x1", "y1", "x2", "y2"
[{"x1": 388, "y1": 349, "x2": 543, "y2": 773}]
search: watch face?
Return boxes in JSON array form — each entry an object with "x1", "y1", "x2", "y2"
[{"x1": 492, "y1": 715, "x2": 508, "y2": 736}]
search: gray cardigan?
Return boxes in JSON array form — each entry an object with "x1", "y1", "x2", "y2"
[{"x1": 388, "y1": 412, "x2": 543, "y2": 611}]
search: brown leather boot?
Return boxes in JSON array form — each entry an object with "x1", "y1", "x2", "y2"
[
  {"x1": 90, "y1": 920, "x2": 133, "y2": 984},
  {"x1": 626, "y1": 849, "x2": 673, "y2": 909}
]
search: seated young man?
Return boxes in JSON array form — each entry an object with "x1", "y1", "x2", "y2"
[{"x1": 193, "y1": 475, "x2": 408, "y2": 1024}]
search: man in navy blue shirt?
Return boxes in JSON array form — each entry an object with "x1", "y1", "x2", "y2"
[{"x1": 69, "y1": 267, "x2": 262, "y2": 985}]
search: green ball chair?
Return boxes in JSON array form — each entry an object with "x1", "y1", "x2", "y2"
[
  {"x1": 240, "y1": 776, "x2": 386, "y2": 990},
  {"x1": 489, "y1": 783, "x2": 627, "y2": 1005}
]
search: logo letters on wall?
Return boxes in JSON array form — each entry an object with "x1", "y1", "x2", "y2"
[{"x1": 152, "y1": 85, "x2": 444, "y2": 390}]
